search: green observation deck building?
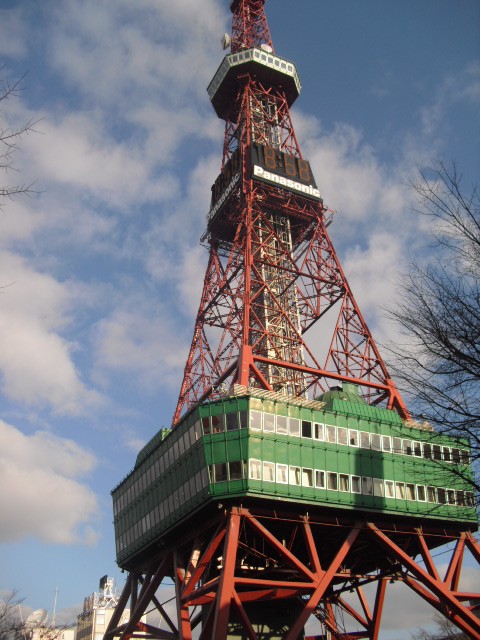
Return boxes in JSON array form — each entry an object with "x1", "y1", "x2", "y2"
[{"x1": 112, "y1": 384, "x2": 476, "y2": 571}]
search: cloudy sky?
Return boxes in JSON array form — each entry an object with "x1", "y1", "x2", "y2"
[{"x1": 0, "y1": 0, "x2": 479, "y2": 638}]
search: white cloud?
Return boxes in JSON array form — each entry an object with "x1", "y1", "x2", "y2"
[
  {"x1": 0, "y1": 253, "x2": 101, "y2": 414},
  {"x1": 0, "y1": 420, "x2": 98, "y2": 544}
]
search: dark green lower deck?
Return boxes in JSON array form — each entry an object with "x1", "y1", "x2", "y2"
[{"x1": 112, "y1": 386, "x2": 478, "y2": 568}]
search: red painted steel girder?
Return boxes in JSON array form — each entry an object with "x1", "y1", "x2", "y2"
[
  {"x1": 231, "y1": 0, "x2": 273, "y2": 53},
  {"x1": 104, "y1": 507, "x2": 480, "y2": 640}
]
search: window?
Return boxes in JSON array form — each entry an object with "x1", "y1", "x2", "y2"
[
  {"x1": 302, "y1": 420, "x2": 312, "y2": 438},
  {"x1": 351, "y1": 476, "x2": 361, "y2": 493},
  {"x1": 225, "y1": 412, "x2": 238, "y2": 431},
  {"x1": 289, "y1": 466, "x2": 301, "y2": 485},
  {"x1": 406, "y1": 483, "x2": 416, "y2": 500},
  {"x1": 215, "y1": 463, "x2": 228, "y2": 482},
  {"x1": 423, "y1": 443, "x2": 432, "y2": 459},
  {"x1": 362, "y1": 477, "x2": 373, "y2": 495},
  {"x1": 371, "y1": 434, "x2": 381, "y2": 451},
  {"x1": 417, "y1": 485, "x2": 426, "y2": 501},
  {"x1": 326, "y1": 425, "x2": 336, "y2": 443},
  {"x1": 276, "y1": 415, "x2": 287, "y2": 435},
  {"x1": 289, "y1": 418, "x2": 300, "y2": 437},
  {"x1": 249, "y1": 459, "x2": 262, "y2": 480},
  {"x1": 337, "y1": 427, "x2": 348, "y2": 446},
  {"x1": 239, "y1": 411, "x2": 248, "y2": 429},
  {"x1": 443, "y1": 447, "x2": 451, "y2": 462},
  {"x1": 250, "y1": 410, "x2": 262, "y2": 431},
  {"x1": 373, "y1": 478, "x2": 384, "y2": 497},
  {"x1": 339, "y1": 474, "x2": 349, "y2": 492},
  {"x1": 403, "y1": 439, "x2": 413, "y2": 456},
  {"x1": 437, "y1": 488, "x2": 447, "y2": 504},
  {"x1": 211, "y1": 415, "x2": 224, "y2": 433},
  {"x1": 447, "y1": 489, "x2": 456, "y2": 505},
  {"x1": 360, "y1": 432, "x2": 370, "y2": 448},
  {"x1": 385, "y1": 480, "x2": 395, "y2": 498},
  {"x1": 229, "y1": 460, "x2": 243, "y2": 480},
  {"x1": 461, "y1": 450, "x2": 470, "y2": 465},
  {"x1": 327, "y1": 472, "x2": 338, "y2": 491},
  {"x1": 414, "y1": 442, "x2": 422, "y2": 457},
  {"x1": 382, "y1": 435, "x2": 391, "y2": 452},
  {"x1": 314, "y1": 423, "x2": 325, "y2": 440},
  {"x1": 302, "y1": 468, "x2": 313, "y2": 487},
  {"x1": 264, "y1": 413, "x2": 275, "y2": 433},
  {"x1": 349, "y1": 429, "x2": 359, "y2": 447},
  {"x1": 96, "y1": 611, "x2": 106, "y2": 626},
  {"x1": 451, "y1": 448, "x2": 461, "y2": 463},
  {"x1": 466, "y1": 492, "x2": 475, "y2": 507},
  {"x1": 392, "y1": 437, "x2": 402, "y2": 454},
  {"x1": 456, "y1": 490, "x2": 465, "y2": 506},
  {"x1": 276, "y1": 463, "x2": 288, "y2": 483},
  {"x1": 315, "y1": 470, "x2": 325, "y2": 489},
  {"x1": 263, "y1": 461, "x2": 275, "y2": 482},
  {"x1": 395, "y1": 482, "x2": 406, "y2": 499},
  {"x1": 427, "y1": 486, "x2": 437, "y2": 503},
  {"x1": 432, "y1": 444, "x2": 442, "y2": 461},
  {"x1": 202, "y1": 416, "x2": 211, "y2": 435}
]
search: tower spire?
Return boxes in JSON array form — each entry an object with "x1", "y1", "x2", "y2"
[{"x1": 230, "y1": 0, "x2": 273, "y2": 53}]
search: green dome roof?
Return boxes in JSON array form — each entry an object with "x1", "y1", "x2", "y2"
[{"x1": 317, "y1": 383, "x2": 366, "y2": 407}]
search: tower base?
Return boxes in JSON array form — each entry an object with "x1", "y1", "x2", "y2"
[{"x1": 105, "y1": 504, "x2": 480, "y2": 640}]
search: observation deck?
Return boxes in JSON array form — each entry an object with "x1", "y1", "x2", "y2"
[
  {"x1": 112, "y1": 384, "x2": 477, "y2": 570},
  {"x1": 208, "y1": 47, "x2": 301, "y2": 119}
]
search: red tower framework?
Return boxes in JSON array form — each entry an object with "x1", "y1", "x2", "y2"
[{"x1": 105, "y1": 2, "x2": 480, "y2": 639}]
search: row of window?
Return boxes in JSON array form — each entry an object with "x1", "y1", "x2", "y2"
[
  {"x1": 114, "y1": 420, "x2": 202, "y2": 517},
  {"x1": 115, "y1": 467, "x2": 209, "y2": 554},
  {"x1": 247, "y1": 411, "x2": 471, "y2": 464},
  {"x1": 245, "y1": 458, "x2": 475, "y2": 507}
]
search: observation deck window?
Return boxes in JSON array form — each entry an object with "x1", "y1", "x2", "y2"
[
  {"x1": 250, "y1": 410, "x2": 262, "y2": 431},
  {"x1": 451, "y1": 448, "x2": 460, "y2": 463},
  {"x1": 373, "y1": 478, "x2": 384, "y2": 497},
  {"x1": 362, "y1": 477, "x2": 373, "y2": 495},
  {"x1": 385, "y1": 480, "x2": 395, "y2": 498},
  {"x1": 302, "y1": 420, "x2": 312, "y2": 438},
  {"x1": 393, "y1": 437, "x2": 402, "y2": 454},
  {"x1": 249, "y1": 459, "x2": 262, "y2": 480},
  {"x1": 277, "y1": 463, "x2": 288, "y2": 483},
  {"x1": 349, "y1": 429, "x2": 359, "y2": 446},
  {"x1": 351, "y1": 476, "x2": 361, "y2": 493},
  {"x1": 382, "y1": 435, "x2": 391, "y2": 452},
  {"x1": 326, "y1": 425, "x2": 336, "y2": 443},
  {"x1": 456, "y1": 490, "x2": 465, "y2": 506},
  {"x1": 276, "y1": 415, "x2": 288, "y2": 434},
  {"x1": 443, "y1": 447, "x2": 451, "y2": 462},
  {"x1": 403, "y1": 439, "x2": 413, "y2": 455},
  {"x1": 339, "y1": 474, "x2": 350, "y2": 492},
  {"x1": 315, "y1": 423, "x2": 325, "y2": 441},
  {"x1": 264, "y1": 413, "x2": 275, "y2": 433},
  {"x1": 263, "y1": 461, "x2": 275, "y2": 482},
  {"x1": 437, "y1": 488, "x2": 447, "y2": 504},
  {"x1": 360, "y1": 431, "x2": 370, "y2": 449},
  {"x1": 432, "y1": 444, "x2": 442, "y2": 461},
  {"x1": 302, "y1": 468, "x2": 314, "y2": 487},
  {"x1": 289, "y1": 418, "x2": 300, "y2": 437},
  {"x1": 406, "y1": 484, "x2": 416, "y2": 500},
  {"x1": 414, "y1": 442, "x2": 422, "y2": 457},
  {"x1": 461, "y1": 450, "x2": 470, "y2": 464},
  {"x1": 417, "y1": 485, "x2": 426, "y2": 501},
  {"x1": 289, "y1": 465, "x2": 301, "y2": 485},
  {"x1": 337, "y1": 427, "x2": 348, "y2": 446},
  {"x1": 447, "y1": 489, "x2": 456, "y2": 505},
  {"x1": 427, "y1": 486, "x2": 437, "y2": 503},
  {"x1": 315, "y1": 470, "x2": 325, "y2": 489},
  {"x1": 395, "y1": 482, "x2": 406, "y2": 500},
  {"x1": 423, "y1": 443, "x2": 432, "y2": 459},
  {"x1": 371, "y1": 434, "x2": 381, "y2": 451},
  {"x1": 327, "y1": 472, "x2": 338, "y2": 491}
]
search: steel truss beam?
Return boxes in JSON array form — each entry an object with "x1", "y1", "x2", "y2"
[{"x1": 104, "y1": 508, "x2": 480, "y2": 640}]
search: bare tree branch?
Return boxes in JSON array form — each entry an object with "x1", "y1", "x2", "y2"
[{"x1": 385, "y1": 159, "x2": 480, "y2": 495}]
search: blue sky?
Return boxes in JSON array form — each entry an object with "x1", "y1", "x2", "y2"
[{"x1": 0, "y1": 0, "x2": 479, "y2": 637}]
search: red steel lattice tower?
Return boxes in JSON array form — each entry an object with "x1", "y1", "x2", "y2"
[
  {"x1": 105, "y1": 2, "x2": 480, "y2": 639},
  {"x1": 173, "y1": 0, "x2": 409, "y2": 426}
]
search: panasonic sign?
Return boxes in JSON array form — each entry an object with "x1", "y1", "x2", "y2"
[{"x1": 253, "y1": 165, "x2": 322, "y2": 201}]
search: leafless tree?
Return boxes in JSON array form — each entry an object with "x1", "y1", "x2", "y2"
[
  {"x1": 0, "y1": 70, "x2": 38, "y2": 206},
  {"x1": 0, "y1": 591, "x2": 73, "y2": 640},
  {"x1": 410, "y1": 613, "x2": 470, "y2": 639},
  {"x1": 386, "y1": 159, "x2": 480, "y2": 494}
]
